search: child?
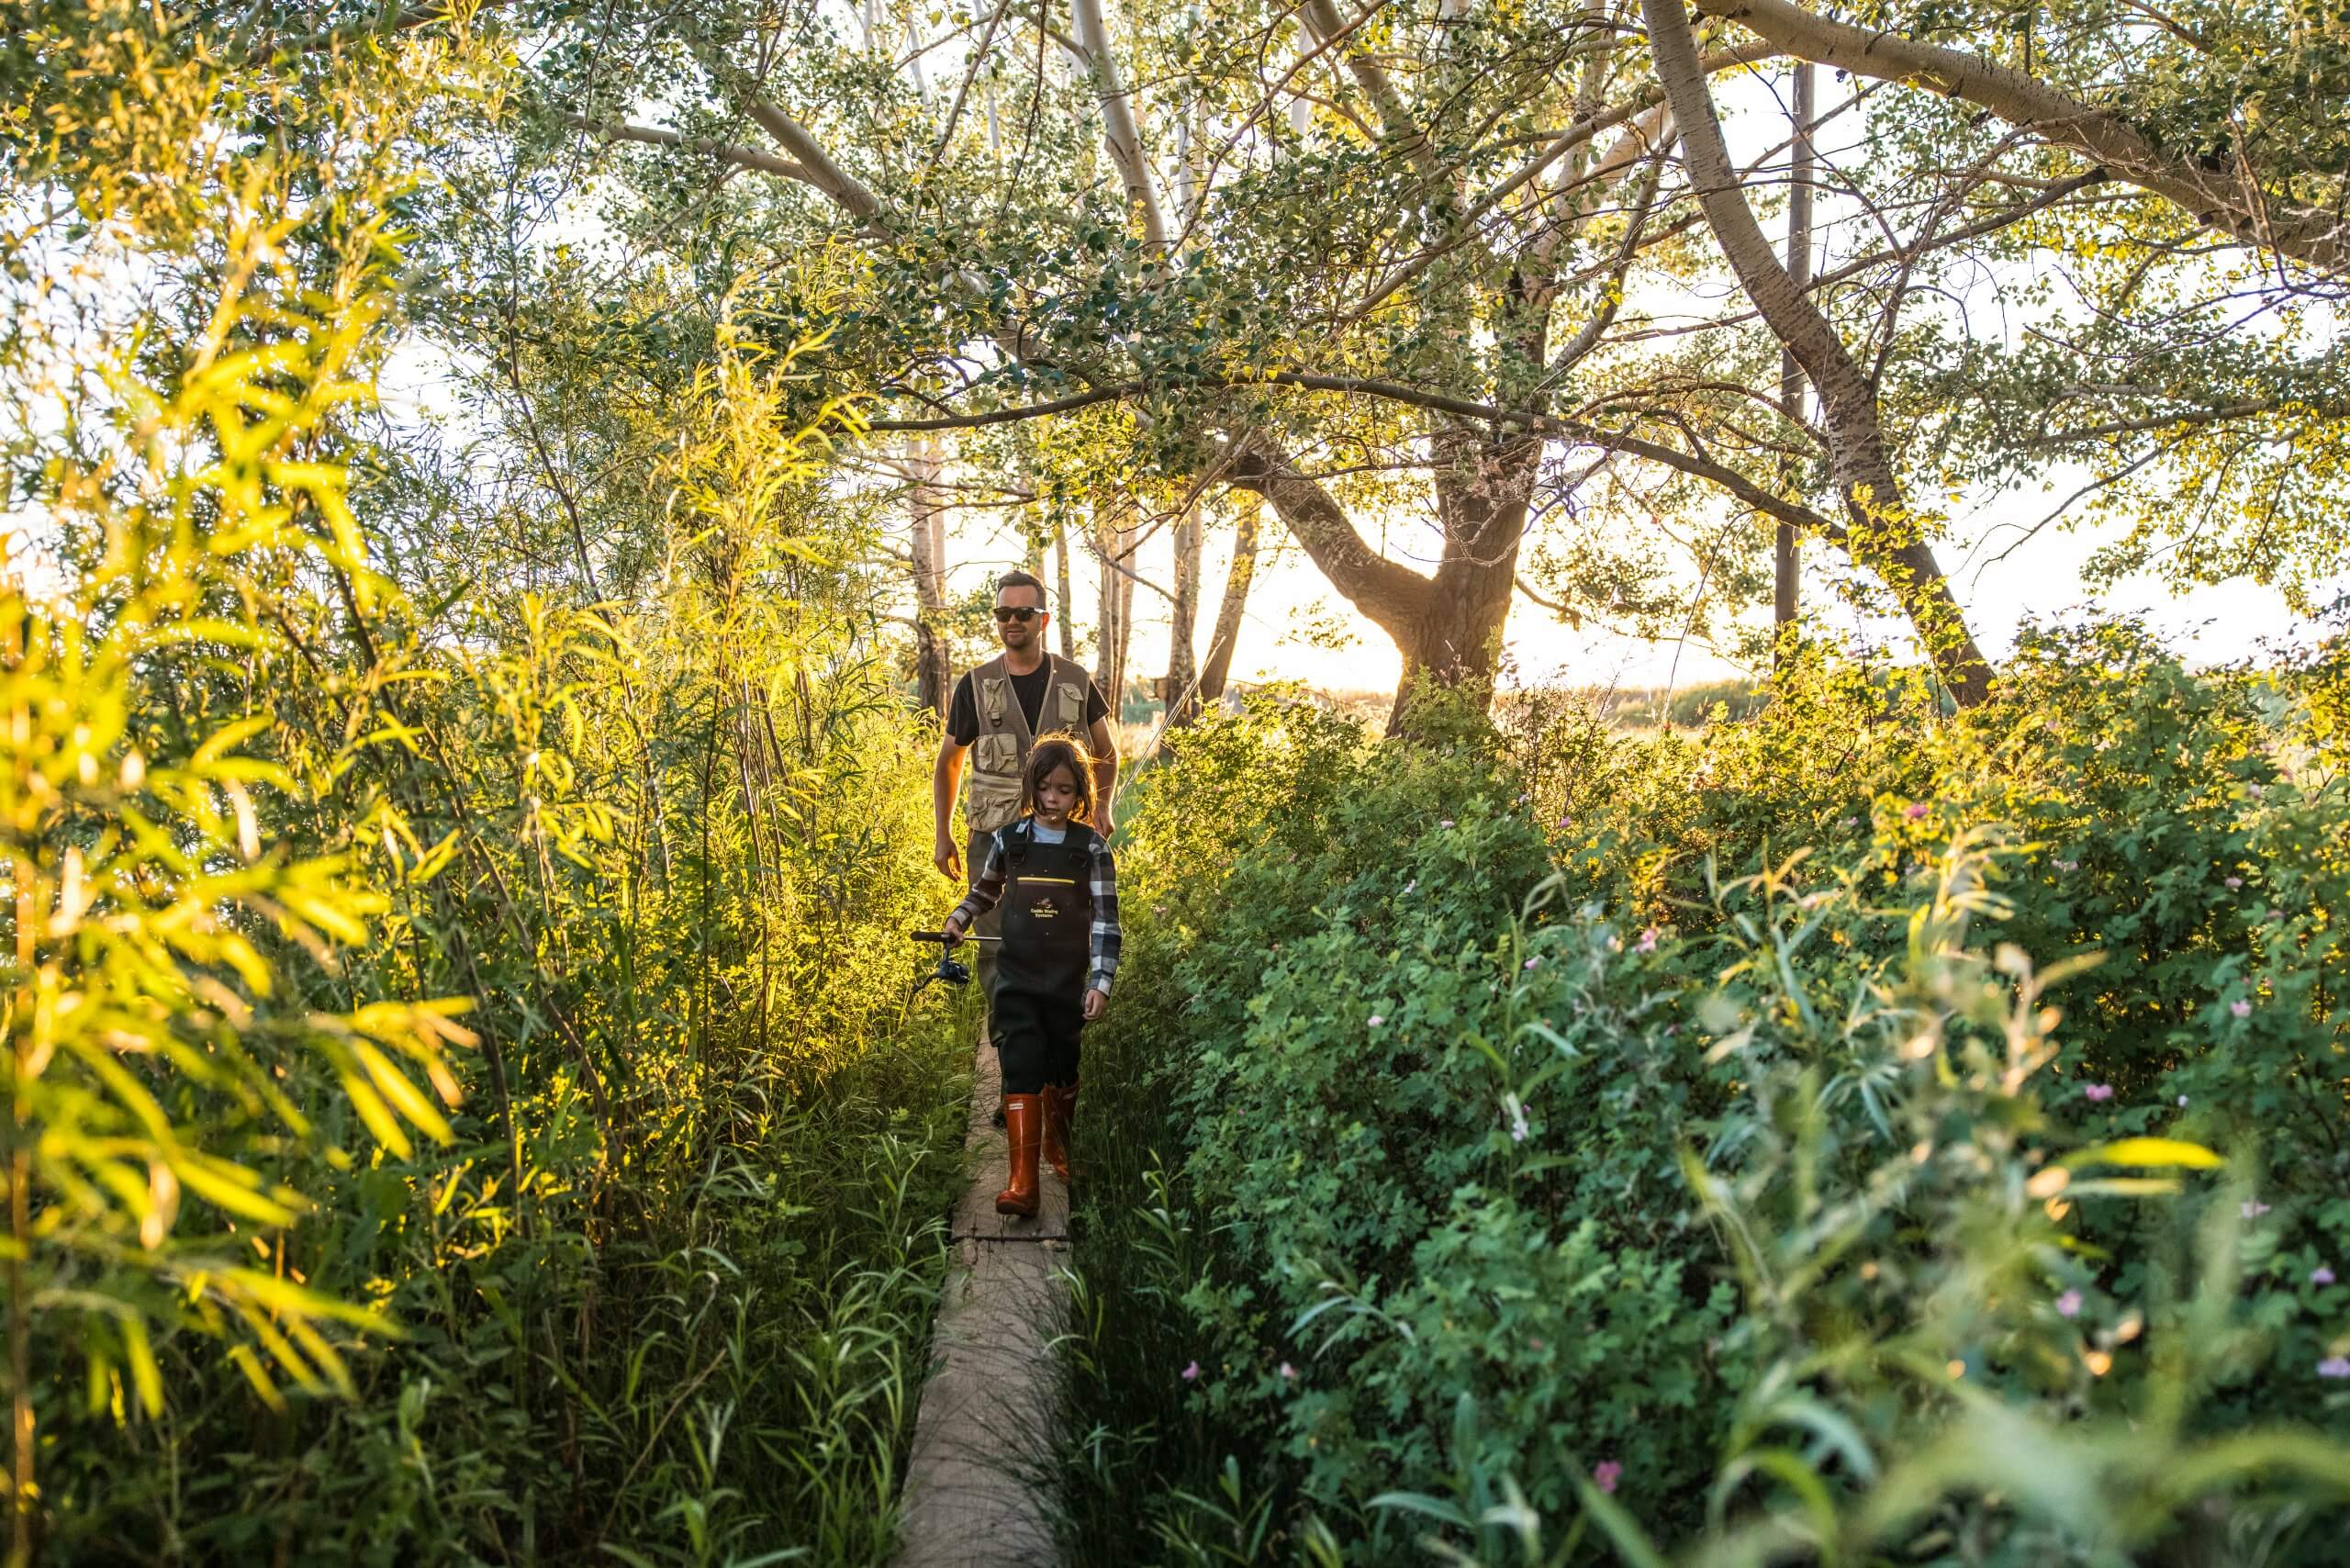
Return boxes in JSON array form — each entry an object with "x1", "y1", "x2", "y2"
[{"x1": 942, "y1": 732, "x2": 1119, "y2": 1216}]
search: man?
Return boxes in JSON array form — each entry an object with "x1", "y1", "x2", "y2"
[{"x1": 934, "y1": 570, "x2": 1118, "y2": 1005}]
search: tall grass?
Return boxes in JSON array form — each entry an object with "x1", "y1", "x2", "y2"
[{"x1": 4, "y1": 17, "x2": 974, "y2": 1563}]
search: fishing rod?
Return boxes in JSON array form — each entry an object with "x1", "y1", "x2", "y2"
[{"x1": 907, "y1": 929, "x2": 1003, "y2": 945}]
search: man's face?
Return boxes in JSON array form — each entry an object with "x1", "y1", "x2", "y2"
[{"x1": 993, "y1": 586, "x2": 1046, "y2": 651}]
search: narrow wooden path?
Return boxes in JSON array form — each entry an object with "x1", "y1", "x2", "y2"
[{"x1": 893, "y1": 1029, "x2": 1068, "y2": 1567}]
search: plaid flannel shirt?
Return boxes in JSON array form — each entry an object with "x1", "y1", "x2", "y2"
[{"x1": 949, "y1": 818, "x2": 1121, "y2": 995}]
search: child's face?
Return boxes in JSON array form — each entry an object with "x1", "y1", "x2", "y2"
[{"x1": 1034, "y1": 765, "x2": 1081, "y2": 822}]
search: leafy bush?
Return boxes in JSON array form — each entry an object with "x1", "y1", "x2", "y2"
[
  {"x1": 1058, "y1": 637, "x2": 2350, "y2": 1565},
  {"x1": 1548, "y1": 622, "x2": 2350, "y2": 1444}
]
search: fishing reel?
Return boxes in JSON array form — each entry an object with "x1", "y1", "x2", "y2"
[
  {"x1": 908, "y1": 929, "x2": 995, "y2": 996},
  {"x1": 919, "y1": 952, "x2": 972, "y2": 993}
]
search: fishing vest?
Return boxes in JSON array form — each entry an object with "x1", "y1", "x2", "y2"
[
  {"x1": 994, "y1": 821, "x2": 1095, "y2": 1002},
  {"x1": 967, "y1": 653, "x2": 1090, "y2": 833}
]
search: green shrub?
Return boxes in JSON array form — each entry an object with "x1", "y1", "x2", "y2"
[
  {"x1": 1058, "y1": 635, "x2": 2350, "y2": 1565},
  {"x1": 1059, "y1": 702, "x2": 1751, "y2": 1560},
  {"x1": 1556, "y1": 621, "x2": 2350, "y2": 1446}
]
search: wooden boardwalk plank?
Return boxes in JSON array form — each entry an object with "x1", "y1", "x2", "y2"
[
  {"x1": 894, "y1": 1028, "x2": 1069, "y2": 1567},
  {"x1": 951, "y1": 1034, "x2": 1069, "y2": 1240}
]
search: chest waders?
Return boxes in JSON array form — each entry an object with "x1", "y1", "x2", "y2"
[{"x1": 990, "y1": 823, "x2": 1093, "y2": 1215}]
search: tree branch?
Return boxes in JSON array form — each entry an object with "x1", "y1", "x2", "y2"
[
  {"x1": 1301, "y1": 0, "x2": 1440, "y2": 182},
  {"x1": 1691, "y1": 0, "x2": 2348, "y2": 276},
  {"x1": 1643, "y1": 0, "x2": 1992, "y2": 703},
  {"x1": 1221, "y1": 438, "x2": 1432, "y2": 642},
  {"x1": 872, "y1": 371, "x2": 1848, "y2": 539},
  {"x1": 687, "y1": 41, "x2": 889, "y2": 223},
  {"x1": 1345, "y1": 44, "x2": 1777, "y2": 324},
  {"x1": 557, "y1": 114, "x2": 815, "y2": 186}
]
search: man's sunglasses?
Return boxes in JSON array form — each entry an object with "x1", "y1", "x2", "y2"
[{"x1": 992, "y1": 607, "x2": 1042, "y2": 623}]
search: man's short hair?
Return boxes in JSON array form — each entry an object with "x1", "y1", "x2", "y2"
[{"x1": 995, "y1": 569, "x2": 1047, "y2": 608}]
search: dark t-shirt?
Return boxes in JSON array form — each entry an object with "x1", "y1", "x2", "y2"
[{"x1": 947, "y1": 663, "x2": 1110, "y2": 746}]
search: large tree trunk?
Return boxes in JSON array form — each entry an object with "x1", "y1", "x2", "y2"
[
  {"x1": 1198, "y1": 502, "x2": 1258, "y2": 706},
  {"x1": 1227, "y1": 430, "x2": 1534, "y2": 735},
  {"x1": 1161, "y1": 506, "x2": 1202, "y2": 726},
  {"x1": 1645, "y1": 0, "x2": 1993, "y2": 705},
  {"x1": 1389, "y1": 431, "x2": 1539, "y2": 730},
  {"x1": 907, "y1": 435, "x2": 952, "y2": 717}
]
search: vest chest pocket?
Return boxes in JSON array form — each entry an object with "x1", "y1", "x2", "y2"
[
  {"x1": 975, "y1": 731, "x2": 1020, "y2": 774},
  {"x1": 1054, "y1": 681, "x2": 1085, "y2": 730}
]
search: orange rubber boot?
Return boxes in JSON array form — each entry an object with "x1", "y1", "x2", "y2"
[
  {"x1": 1042, "y1": 1081, "x2": 1080, "y2": 1183},
  {"x1": 996, "y1": 1094, "x2": 1043, "y2": 1216}
]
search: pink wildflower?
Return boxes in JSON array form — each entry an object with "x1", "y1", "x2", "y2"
[
  {"x1": 2319, "y1": 1357, "x2": 2350, "y2": 1379},
  {"x1": 1278, "y1": 1361, "x2": 1297, "y2": 1381},
  {"x1": 1636, "y1": 927, "x2": 1660, "y2": 953},
  {"x1": 1181, "y1": 1361, "x2": 1201, "y2": 1382},
  {"x1": 2083, "y1": 1083, "x2": 2115, "y2": 1103},
  {"x1": 1593, "y1": 1461, "x2": 1623, "y2": 1495},
  {"x1": 2056, "y1": 1290, "x2": 2084, "y2": 1319},
  {"x1": 1905, "y1": 802, "x2": 1930, "y2": 821},
  {"x1": 1368, "y1": 1014, "x2": 1385, "y2": 1027},
  {"x1": 1524, "y1": 956, "x2": 1541, "y2": 970},
  {"x1": 2223, "y1": 876, "x2": 2244, "y2": 890},
  {"x1": 1439, "y1": 819, "x2": 1455, "y2": 830},
  {"x1": 2243, "y1": 1200, "x2": 2272, "y2": 1219},
  {"x1": 2231, "y1": 1000, "x2": 2252, "y2": 1019},
  {"x1": 2313, "y1": 1266, "x2": 2337, "y2": 1286}
]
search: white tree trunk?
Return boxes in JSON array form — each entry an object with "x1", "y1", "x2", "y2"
[
  {"x1": 1069, "y1": 0, "x2": 1169, "y2": 247},
  {"x1": 1774, "y1": 60, "x2": 1813, "y2": 643},
  {"x1": 1198, "y1": 502, "x2": 1259, "y2": 705},
  {"x1": 908, "y1": 434, "x2": 952, "y2": 717},
  {"x1": 1053, "y1": 521, "x2": 1076, "y2": 660},
  {"x1": 1162, "y1": 507, "x2": 1202, "y2": 726}
]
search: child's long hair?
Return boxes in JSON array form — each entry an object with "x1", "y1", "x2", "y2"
[{"x1": 1021, "y1": 732, "x2": 1099, "y2": 825}]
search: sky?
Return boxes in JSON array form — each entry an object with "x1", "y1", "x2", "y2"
[{"x1": 939, "y1": 486, "x2": 2330, "y2": 703}]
